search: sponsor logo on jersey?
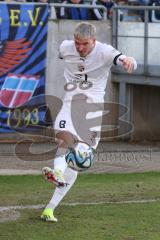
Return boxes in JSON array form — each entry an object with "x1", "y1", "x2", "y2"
[{"x1": 78, "y1": 64, "x2": 85, "y2": 72}]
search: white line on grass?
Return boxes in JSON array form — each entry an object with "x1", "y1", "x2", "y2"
[{"x1": 0, "y1": 199, "x2": 160, "y2": 212}]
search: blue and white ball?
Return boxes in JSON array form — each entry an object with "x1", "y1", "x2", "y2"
[{"x1": 65, "y1": 142, "x2": 94, "y2": 171}]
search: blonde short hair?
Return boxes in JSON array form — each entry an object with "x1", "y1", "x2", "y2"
[{"x1": 74, "y1": 22, "x2": 96, "y2": 39}]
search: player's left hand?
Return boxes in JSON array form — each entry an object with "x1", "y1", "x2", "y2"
[{"x1": 120, "y1": 57, "x2": 135, "y2": 74}]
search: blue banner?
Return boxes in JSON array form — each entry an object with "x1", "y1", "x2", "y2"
[{"x1": 0, "y1": 3, "x2": 49, "y2": 132}]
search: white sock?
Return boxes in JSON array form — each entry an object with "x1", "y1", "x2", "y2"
[
  {"x1": 45, "y1": 167, "x2": 78, "y2": 210},
  {"x1": 53, "y1": 155, "x2": 67, "y2": 174},
  {"x1": 53, "y1": 147, "x2": 68, "y2": 174}
]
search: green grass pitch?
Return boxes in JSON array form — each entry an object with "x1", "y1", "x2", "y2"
[{"x1": 0, "y1": 172, "x2": 160, "y2": 240}]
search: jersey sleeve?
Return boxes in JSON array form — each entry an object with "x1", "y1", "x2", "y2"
[
  {"x1": 58, "y1": 40, "x2": 70, "y2": 59},
  {"x1": 102, "y1": 44, "x2": 122, "y2": 66}
]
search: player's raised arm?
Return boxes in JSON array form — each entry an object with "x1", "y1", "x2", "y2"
[{"x1": 116, "y1": 55, "x2": 137, "y2": 74}]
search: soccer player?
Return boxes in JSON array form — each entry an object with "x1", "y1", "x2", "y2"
[{"x1": 41, "y1": 22, "x2": 137, "y2": 222}]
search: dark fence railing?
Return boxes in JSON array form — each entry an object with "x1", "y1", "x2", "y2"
[{"x1": 112, "y1": 5, "x2": 160, "y2": 77}]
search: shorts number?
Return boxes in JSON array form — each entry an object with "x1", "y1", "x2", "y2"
[{"x1": 59, "y1": 120, "x2": 66, "y2": 128}]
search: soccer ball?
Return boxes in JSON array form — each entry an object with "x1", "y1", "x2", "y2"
[{"x1": 65, "y1": 142, "x2": 94, "y2": 171}]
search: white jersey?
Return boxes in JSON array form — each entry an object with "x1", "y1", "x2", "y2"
[
  {"x1": 59, "y1": 40, "x2": 121, "y2": 101},
  {"x1": 55, "y1": 40, "x2": 121, "y2": 148}
]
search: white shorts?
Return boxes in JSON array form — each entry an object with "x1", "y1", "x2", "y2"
[{"x1": 54, "y1": 94, "x2": 104, "y2": 149}]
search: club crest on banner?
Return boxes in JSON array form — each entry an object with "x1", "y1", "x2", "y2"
[{"x1": 0, "y1": 74, "x2": 39, "y2": 108}]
